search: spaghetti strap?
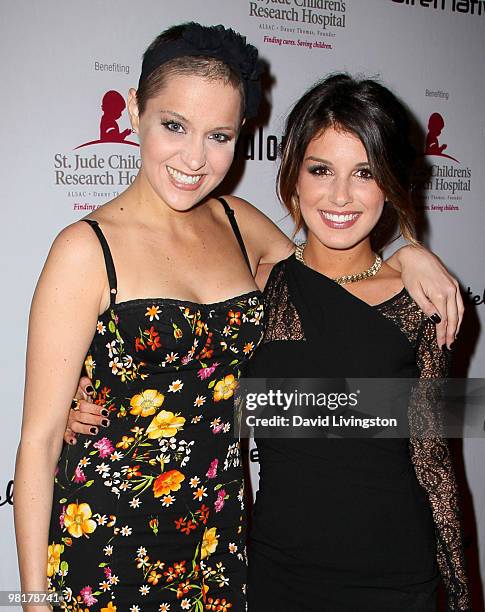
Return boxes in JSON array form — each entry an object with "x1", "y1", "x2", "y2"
[
  {"x1": 82, "y1": 219, "x2": 118, "y2": 306},
  {"x1": 217, "y1": 197, "x2": 252, "y2": 272}
]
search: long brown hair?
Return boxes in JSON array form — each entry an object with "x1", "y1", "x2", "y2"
[{"x1": 277, "y1": 73, "x2": 418, "y2": 250}]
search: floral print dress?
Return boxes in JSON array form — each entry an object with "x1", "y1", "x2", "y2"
[{"x1": 47, "y1": 219, "x2": 264, "y2": 612}]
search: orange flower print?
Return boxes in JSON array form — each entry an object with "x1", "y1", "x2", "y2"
[
  {"x1": 145, "y1": 305, "x2": 161, "y2": 321},
  {"x1": 176, "y1": 579, "x2": 191, "y2": 599},
  {"x1": 125, "y1": 465, "x2": 142, "y2": 480},
  {"x1": 46, "y1": 542, "x2": 63, "y2": 577},
  {"x1": 145, "y1": 326, "x2": 161, "y2": 351},
  {"x1": 198, "y1": 346, "x2": 214, "y2": 360},
  {"x1": 228, "y1": 310, "x2": 241, "y2": 325},
  {"x1": 146, "y1": 410, "x2": 185, "y2": 439},
  {"x1": 213, "y1": 375, "x2": 238, "y2": 402},
  {"x1": 130, "y1": 389, "x2": 164, "y2": 417},
  {"x1": 148, "y1": 569, "x2": 162, "y2": 585},
  {"x1": 195, "y1": 320, "x2": 207, "y2": 337},
  {"x1": 243, "y1": 341, "x2": 254, "y2": 355},
  {"x1": 201, "y1": 526, "x2": 219, "y2": 559},
  {"x1": 153, "y1": 470, "x2": 185, "y2": 498},
  {"x1": 63, "y1": 503, "x2": 97, "y2": 538},
  {"x1": 100, "y1": 603, "x2": 117, "y2": 612},
  {"x1": 135, "y1": 337, "x2": 146, "y2": 352},
  {"x1": 206, "y1": 598, "x2": 232, "y2": 611}
]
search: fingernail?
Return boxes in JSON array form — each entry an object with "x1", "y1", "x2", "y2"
[
  {"x1": 69, "y1": 438, "x2": 76, "y2": 445},
  {"x1": 430, "y1": 313, "x2": 441, "y2": 324},
  {"x1": 90, "y1": 427, "x2": 97, "y2": 434},
  {"x1": 86, "y1": 385, "x2": 95, "y2": 394},
  {"x1": 449, "y1": 342, "x2": 455, "y2": 350},
  {"x1": 101, "y1": 409, "x2": 109, "y2": 417},
  {"x1": 71, "y1": 399, "x2": 79, "y2": 409},
  {"x1": 101, "y1": 419, "x2": 110, "y2": 427}
]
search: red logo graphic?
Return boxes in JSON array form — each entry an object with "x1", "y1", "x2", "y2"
[
  {"x1": 75, "y1": 90, "x2": 139, "y2": 150},
  {"x1": 424, "y1": 112, "x2": 459, "y2": 162}
]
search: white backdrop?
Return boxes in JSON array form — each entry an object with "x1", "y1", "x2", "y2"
[{"x1": 2, "y1": 0, "x2": 484, "y2": 606}]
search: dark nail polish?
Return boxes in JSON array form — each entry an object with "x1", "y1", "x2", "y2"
[
  {"x1": 430, "y1": 313, "x2": 441, "y2": 324},
  {"x1": 69, "y1": 438, "x2": 75, "y2": 445},
  {"x1": 90, "y1": 427, "x2": 97, "y2": 434},
  {"x1": 449, "y1": 342, "x2": 455, "y2": 351},
  {"x1": 86, "y1": 385, "x2": 95, "y2": 394},
  {"x1": 101, "y1": 409, "x2": 109, "y2": 417},
  {"x1": 71, "y1": 399, "x2": 79, "y2": 409},
  {"x1": 101, "y1": 419, "x2": 109, "y2": 427}
]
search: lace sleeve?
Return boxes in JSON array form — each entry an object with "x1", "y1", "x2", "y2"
[
  {"x1": 410, "y1": 319, "x2": 470, "y2": 611},
  {"x1": 262, "y1": 261, "x2": 305, "y2": 343}
]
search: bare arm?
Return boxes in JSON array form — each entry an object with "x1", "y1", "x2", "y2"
[
  {"x1": 222, "y1": 195, "x2": 294, "y2": 289},
  {"x1": 14, "y1": 223, "x2": 104, "y2": 606}
]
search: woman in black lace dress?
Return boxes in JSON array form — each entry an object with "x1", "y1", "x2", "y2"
[{"x1": 247, "y1": 75, "x2": 470, "y2": 611}]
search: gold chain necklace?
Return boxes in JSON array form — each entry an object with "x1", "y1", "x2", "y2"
[{"x1": 294, "y1": 242, "x2": 382, "y2": 286}]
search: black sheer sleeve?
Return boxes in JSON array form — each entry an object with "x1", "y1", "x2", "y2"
[
  {"x1": 262, "y1": 262, "x2": 305, "y2": 343},
  {"x1": 376, "y1": 293, "x2": 470, "y2": 610},
  {"x1": 410, "y1": 319, "x2": 471, "y2": 611}
]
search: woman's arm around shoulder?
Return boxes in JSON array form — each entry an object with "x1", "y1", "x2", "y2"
[
  {"x1": 14, "y1": 221, "x2": 106, "y2": 604},
  {"x1": 386, "y1": 244, "x2": 464, "y2": 349},
  {"x1": 221, "y1": 195, "x2": 294, "y2": 289}
]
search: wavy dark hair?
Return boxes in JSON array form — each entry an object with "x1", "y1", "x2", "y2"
[{"x1": 277, "y1": 73, "x2": 418, "y2": 250}]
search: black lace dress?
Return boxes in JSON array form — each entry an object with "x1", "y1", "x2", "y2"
[{"x1": 246, "y1": 255, "x2": 470, "y2": 612}]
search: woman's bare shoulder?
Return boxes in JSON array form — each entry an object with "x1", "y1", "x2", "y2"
[{"x1": 220, "y1": 195, "x2": 294, "y2": 264}]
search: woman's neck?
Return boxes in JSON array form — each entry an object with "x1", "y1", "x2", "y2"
[
  {"x1": 304, "y1": 234, "x2": 375, "y2": 280},
  {"x1": 120, "y1": 171, "x2": 207, "y2": 229}
]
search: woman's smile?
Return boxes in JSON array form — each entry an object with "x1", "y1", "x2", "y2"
[
  {"x1": 318, "y1": 210, "x2": 362, "y2": 230},
  {"x1": 166, "y1": 165, "x2": 206, "y2": 190}
]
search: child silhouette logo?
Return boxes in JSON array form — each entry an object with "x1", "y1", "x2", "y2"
[
  {"x1": 75, "y1": 90, "x2": 139, "y2": 150},
  {"x1": 424, "y1": 112, "x2": 459, "y2": 162}
]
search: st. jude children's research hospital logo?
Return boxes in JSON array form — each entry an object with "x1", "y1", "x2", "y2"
[
  {"x1": 53, "y1": 90, "x2": 140, "y2": 211},
  {"x1": 415, "y1": 112, "x2": 472, "y2": 213}
]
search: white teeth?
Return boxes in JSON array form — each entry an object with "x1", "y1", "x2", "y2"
[
  {"x1": 167, "y1": 166, "x2": 202, "y2": 185},
  {"x1": 322, "y1": 212, "x2": 359, "y2": 223}
]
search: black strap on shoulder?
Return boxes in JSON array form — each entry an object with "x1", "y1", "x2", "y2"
[
  {"x1": 217, "y1": 197, "x2": 252, "y2": 272},
  {"x1": 82, "y1": 219, "x2": 118, "y2": 306}
]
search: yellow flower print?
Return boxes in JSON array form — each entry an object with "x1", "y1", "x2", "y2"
[
  {"x1": 130, "y1": 390, "x2": 164, "y2": 417},
  {"x1": 116, "y1": 435, "x2": 135, "y2": 449},
  {"x1": 46, "y1": 542, "x2": 63, "y2": 577},
  {"x1": 153, "y1": 470, "x2": 185, "y2": 498},
  {"x1": 146, "y1": 410, "x2": 186, "y2": 439},
  {"x1": 63, "y1": 503, "x2": 97, "y2": 538},
  {"x1": 201, "y1": 526, "x2": 219, "y2": 559},
  {"x1": 213, "y1": 374, "x2": 238, "y2": 402},
  {"x1": 84, "y1": 355, "x2": 95, "y2": 379}
]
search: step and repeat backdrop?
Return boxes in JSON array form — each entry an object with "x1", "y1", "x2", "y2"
[{"x1": 2, "y1": 0, "x2": 484, "y2": 603}]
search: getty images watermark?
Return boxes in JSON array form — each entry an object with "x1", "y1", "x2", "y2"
[{"x1": 235, "y1": 378, "x2": 485, "y2": 439}]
